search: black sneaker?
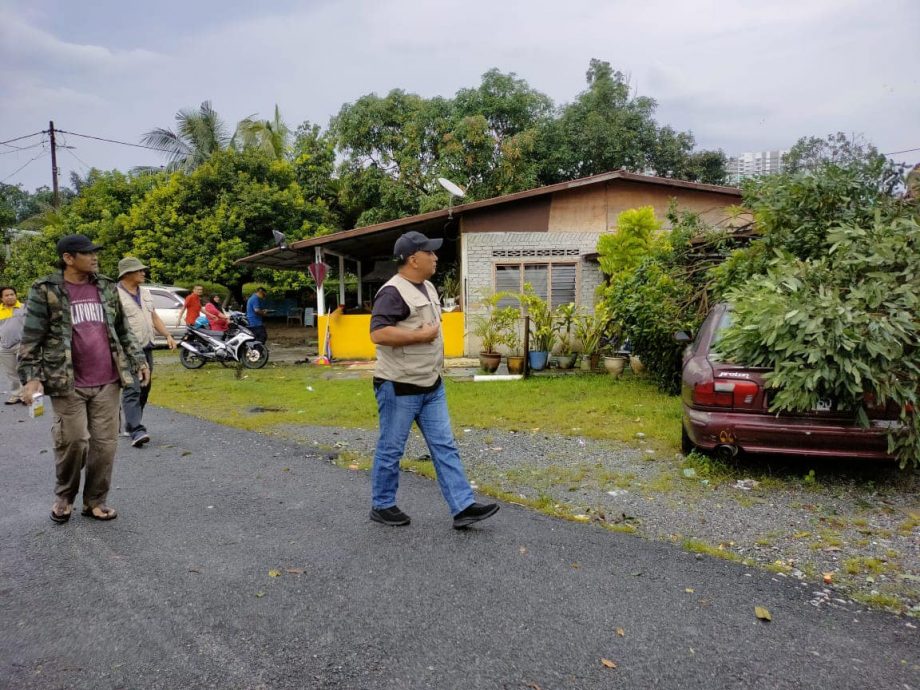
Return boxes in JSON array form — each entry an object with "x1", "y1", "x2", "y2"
[
  {"x1": 131, "y1": 432, "x2": 150, "y2": 448},
  {"x1": 370, "y1": 506, "x2": 411, "y2": 526},
  {"x1": 452, "y1": 502, "x2": 499, "y2": 529}
]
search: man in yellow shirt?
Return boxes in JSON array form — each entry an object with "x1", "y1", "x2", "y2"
[{"x1": 0, "y1": 286, "x2": 25, "y2": 404}]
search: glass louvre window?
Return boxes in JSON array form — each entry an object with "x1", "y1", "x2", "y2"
[
  {"x1": 494, "y1": 262, "x2": 577, "y2": 307},
  {"x1": 495, "y1": 265, "x2": 521, "y2": 307},
  {"x1": 523, "y1": 265, "x2": 548, "y2": 301},
  {"x1": 550, "y1": 264, "x2": 576, "y2": 308}
]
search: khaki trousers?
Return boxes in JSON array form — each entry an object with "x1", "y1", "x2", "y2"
[{"x1": 50, "y1": 383, "x2": 121, "y2": 508}]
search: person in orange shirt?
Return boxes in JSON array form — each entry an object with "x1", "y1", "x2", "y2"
[{"x1": 177, "y1": 284, "x2": 204, "y2": 326}]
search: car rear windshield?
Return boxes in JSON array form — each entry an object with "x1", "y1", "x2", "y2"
[{"x1": 707, "y1": 310, "x2": 733, "y2": 362}]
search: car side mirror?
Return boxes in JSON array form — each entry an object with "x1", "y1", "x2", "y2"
[{"x1": 673, "y1": 331, "x2": 691, "y2": 343}]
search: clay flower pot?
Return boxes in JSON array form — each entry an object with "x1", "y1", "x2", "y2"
[
  {"x1": 604, "y1": 356, "x2": 627, "y2": 378},
  {"x1": 479, "y1": 352, "x2": 501, "y2": 373}
]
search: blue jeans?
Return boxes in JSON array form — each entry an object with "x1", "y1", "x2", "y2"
[
  {"x1": 122, "y1": 347, "x2": 153, "y2": 437},
  {"x1": 372, "y1": 380, "x2": 475, "y2": 516}
]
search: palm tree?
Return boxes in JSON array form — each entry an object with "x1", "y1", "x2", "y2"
[
  {"x1": 232, "y1": 105, "x2": 291, "y2": 160},
  {"x1": 140, "y1": 101, "x2": 231, "y2": 173}
]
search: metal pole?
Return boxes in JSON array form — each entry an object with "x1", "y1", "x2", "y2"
[
  {"x1": 523, "y1": 315, "x2": 530, "y2": 378},
  {"x1": 48, "y1": 121, "x2": 59, "y2": 208}
]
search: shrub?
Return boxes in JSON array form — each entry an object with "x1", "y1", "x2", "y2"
[{"x1": 718, "y1": 216, "x2": 920, "y2": 469}]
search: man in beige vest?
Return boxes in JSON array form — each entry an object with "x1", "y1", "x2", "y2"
[
  {"x1": 369, "y1": 231, "x2": 499, "y2": 529},
  {"x1": 117, "y1": 257, "x2": 176, "y2": 447}
]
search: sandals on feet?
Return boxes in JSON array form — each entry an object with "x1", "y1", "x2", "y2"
[
  {"x1": 50, "y1": 501, "x2": 72, "y2": 523},
  {"x1": 81, "y1": 505, "x2": 117, "y2": 521}
]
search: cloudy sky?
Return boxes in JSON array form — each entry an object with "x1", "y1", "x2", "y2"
[{"x1": 1, "y1": 0, "x2": 918, "y2": 192}]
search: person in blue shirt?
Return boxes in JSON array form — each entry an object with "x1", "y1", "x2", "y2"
[{"x1": 246, "y1": 287, "x2": 268, "y2": 343}]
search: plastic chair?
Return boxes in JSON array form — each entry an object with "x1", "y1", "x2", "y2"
[
  {"x1": 286, "y1": 307, "x2": 303, "y2": 326},
  {"x1": 303, "y1": 308, "x2": 315, "y2": 327}
]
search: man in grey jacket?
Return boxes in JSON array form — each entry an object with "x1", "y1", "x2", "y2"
[
  {"x1": 0, "y1": 286, "x2": 25, "y2": 404},
  {"x1": 116, "y1": 257, "x2": 176, "y2": 447}
]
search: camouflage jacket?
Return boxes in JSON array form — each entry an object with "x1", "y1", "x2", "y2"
[{"x1": 17, "y1": 271, "x2": 145, "y2": 395}]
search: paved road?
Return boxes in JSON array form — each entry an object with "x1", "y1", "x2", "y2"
[{"x1": 1, "y1": 404, "x2": 917, "y2": 689}]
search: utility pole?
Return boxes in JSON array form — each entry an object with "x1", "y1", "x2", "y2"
[{"x1": 48, "y1": 120, "x2": 59, "y2": 208}]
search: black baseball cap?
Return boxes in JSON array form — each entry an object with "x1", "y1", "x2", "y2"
[
  {"x1": 57, "y1": 234, "x2": 103, "y2": 256},
  {"x1": 394, "y1": 231, "x2": 442, "y2": 260}
]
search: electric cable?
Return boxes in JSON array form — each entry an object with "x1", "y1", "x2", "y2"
[
  {"x1": 0, "y1": 131, "x2": 45, "y2": 147},
  {"x1": 56, "y1": 129, "x2": 176, "y2": 154},
  {"x1": 0, "y1": 140, "x2": 46, "y2": 155},
  {"x1": 883, "y1": 146, "x2": 920, "y2": 156},
  {"x1": 0, "y1": 150, "x2": 49, "y2": 183}
]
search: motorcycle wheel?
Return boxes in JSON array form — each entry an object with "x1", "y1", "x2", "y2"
[
  {"x1": 179, "y1": 347, "x2": 206, "y2": 369},
  {"x1": 241, "y1": 342, "x2": 269, "y2": 369}
]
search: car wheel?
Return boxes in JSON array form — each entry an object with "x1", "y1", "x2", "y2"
[
  {"x1": 241, "y1": 342, "x2": 269, "y2": 369},
  {"x1": 179, "y1": 347, "x2": 206, "y2": 370},
  {"x1": 681, "y1": 424, "x2": 695, "y2": 455}
]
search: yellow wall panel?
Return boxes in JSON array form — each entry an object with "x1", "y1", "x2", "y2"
[{"x1": 316, "y1": 312, "x2": 465, "y2": 361}]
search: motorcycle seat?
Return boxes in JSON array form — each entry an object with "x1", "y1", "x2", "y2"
[{"x1": 196, "y1": 328, "x2": 227, "y2": 338}]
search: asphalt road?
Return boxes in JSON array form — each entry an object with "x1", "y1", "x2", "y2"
[{"x1": 1, "y1": 404, "x2": 917, "y2": 690}]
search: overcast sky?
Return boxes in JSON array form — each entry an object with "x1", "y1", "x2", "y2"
[{"x1": 1, "y1": 0, "x2": 918, "y2": 192}]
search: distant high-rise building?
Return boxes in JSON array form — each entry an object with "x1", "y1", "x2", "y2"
[{"x1": 726, "y1": 150, "x2": 788, "y2": 184}]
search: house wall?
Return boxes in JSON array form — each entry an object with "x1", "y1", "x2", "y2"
[
  {"x1": 462, "y1": 231, "x2": 603, "y2": 354},
  {"x1": 458, "y1": 180, "x2": 740, "y2": 356}
]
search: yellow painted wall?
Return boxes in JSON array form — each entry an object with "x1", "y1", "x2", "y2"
[{"x1": 317, "y1": 311, "x2": 465, "y2": 360}]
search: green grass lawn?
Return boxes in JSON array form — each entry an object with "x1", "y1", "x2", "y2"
[{"x1": 150, "y1": 360, "x2": 683, "y2": 452}]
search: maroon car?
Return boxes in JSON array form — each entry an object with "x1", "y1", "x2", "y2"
[{"x1": 677, "y1": 303, "x2": 897, "y2": 461}]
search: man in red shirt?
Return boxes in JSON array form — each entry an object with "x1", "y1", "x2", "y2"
[{"x1": 177, "y1": 284, "x2": 204, "y2": 326}]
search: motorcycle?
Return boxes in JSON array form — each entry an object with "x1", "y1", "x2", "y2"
[{"x1": 178, "y1": 310, "x2": 269, "y2": 369}]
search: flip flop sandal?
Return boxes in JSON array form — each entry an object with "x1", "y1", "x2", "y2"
[
  {"x1": 81, "y1": 506, "x2": 117, "y2": 521},
  {"x1": 50, "y1": 508, "x2": 72, "y2": 523}
]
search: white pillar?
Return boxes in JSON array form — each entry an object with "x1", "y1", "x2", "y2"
[
  {"x1": 357, "y1": 260, "x2": 363, "y2": 306},
  {"x1": 338, "y1": 254, "x2": 345, "y2": 306},
  {"x1": 315, "y1": 247, "x2": 325, "y2": 316}
]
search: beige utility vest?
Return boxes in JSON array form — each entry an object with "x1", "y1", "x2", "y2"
[
  {"x1": 374, "y1": 274, "x2": 443, "y2": 386},
  {"x1": 118, "y1": 285, "x2": 156, "y2": 348}
]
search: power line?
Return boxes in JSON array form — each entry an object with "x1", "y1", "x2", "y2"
[
  {"x1": 63, "y1": 144, "x2": 93, "y2": 173},
  {"x1": 0, "y1": 150, "x2": 49, "y2": 183},
  {"x1": 56, "y1": 128, "x2": 174, "y2": 154},
  {"x1": 0, "y1": 139, "x2": 46, "y2": 156},
  {"x1": 0, "y1": 131, "x2": 45, "y2": 147},
  {"x1": 883, "y1": 146, "x2": 920, "y2": 156}
]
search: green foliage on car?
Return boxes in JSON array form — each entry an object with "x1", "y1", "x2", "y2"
[{"x1": 718, "y1": 216, "x2": 920, "y2": 468}]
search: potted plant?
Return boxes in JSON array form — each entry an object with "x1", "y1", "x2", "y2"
[
  {"x1": 495, "y1": 305, "x2": 526, "y2": 374},
  {"x1": 469, "y1": 291, "x2": 503, "y2": 373},
  {"x1": 519, "y1": 286, "x2": 556, "y2": 371},
  {"x1": 553, "y1": 302, "x2": 578, "y2": 369},
  {"x1": 573, "y1": 303, "x2": 612, "y2": 372},
  {"x1": 438, "y1": 269, "x2": 461, "y2": 311}
]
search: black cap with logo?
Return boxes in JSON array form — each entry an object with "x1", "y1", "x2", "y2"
[{"x1": 393, "y1": 231, "x2": 443, "y2": 261}]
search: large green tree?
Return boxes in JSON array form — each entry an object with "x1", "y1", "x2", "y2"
[
  {"x1": 123, "y1": 150, "x2": 333, "y2": 287},
  {"x1": 540, "y1": 60, "x2": 726, "y2": 185}
]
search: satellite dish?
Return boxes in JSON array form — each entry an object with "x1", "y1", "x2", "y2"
[
  {"x1": 438, "y1": 177, "x2": 466, "y2": 198},
  {"x1": 437, "y1": 177, "x2": 466, "y2": 219},
  {"x1": 272, "y1": 229, "x2": 287, "y2": 249}
]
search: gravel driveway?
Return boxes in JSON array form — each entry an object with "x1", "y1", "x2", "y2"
[{"x1": 278, "y1": 422, "x2": 920, "y2": 614}]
